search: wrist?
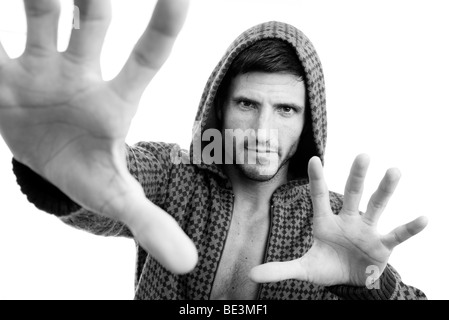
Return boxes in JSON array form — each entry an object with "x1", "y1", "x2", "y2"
[
  {"x1": 326, "y1": 266, "x2": 397, "y2": 300},
  {"x1": 12, "y1": 158, "x2": 82, "y2": 216}
]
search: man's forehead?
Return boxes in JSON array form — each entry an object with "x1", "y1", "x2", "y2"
[
  {"x1": 233, "y1": 72, "x2": 303, "y2": 85},
  {"x1": 229, "y1": 72, "x2": 306, "y2": 101}
]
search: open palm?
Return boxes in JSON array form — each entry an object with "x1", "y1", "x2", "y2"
[
  {"x1": 250, "y1": 155, "x2": 428, "y2": 287},
  {"x1": 0, "y1": 0, "x2": 197, "y2": 274}
]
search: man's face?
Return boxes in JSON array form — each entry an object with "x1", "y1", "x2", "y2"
[{"x1": 221, "y1": 72, "x2": 306, "y2": 181}]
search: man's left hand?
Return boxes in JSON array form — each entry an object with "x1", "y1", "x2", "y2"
[{"x1": 250, "y1": 154, "x2": 428, "y2": 287}]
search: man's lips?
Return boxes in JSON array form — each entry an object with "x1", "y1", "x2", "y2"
[{"x1": 245, "y1": 147, "x2": 277, "y2": 153}]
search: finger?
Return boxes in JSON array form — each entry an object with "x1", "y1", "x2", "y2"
[
  {"x1": 249, "y1": 260, "x2": 306, "y2": 283},
  {"x1": 363, "y1": 168, "x2": 401, "y2": 225},
  {"x1": 308, "y1": 156, "x2": 332, "y2": 217},
  {"x1": 23, "y1": 0, "x2": 60, "y2": 54},
  {"x1": 0, "y1": 42, "x2": 9, "y2": 64},
  {"x1": 381, "y1": 216, "x2": 428, "y2": 250},
  {"x1": 341, "y1": 154, "x2": 370, "y2": 215},
  {"x1": 111, "y1": 177, "x2": 198, "y2": 274},
  {"x1": 112, "y1": 0, "x2": 190, "y2": 102},
  {"x1": 65, "y1": 0, "x2": 112, "y2": 65}
]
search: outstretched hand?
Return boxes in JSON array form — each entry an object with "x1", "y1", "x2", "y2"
[
  {"x1": 250, "y1": 154, "x2": 428, "y2": 287},
  {"x1": 0, "y1": 0, "x2": 197, "y2": 274}
]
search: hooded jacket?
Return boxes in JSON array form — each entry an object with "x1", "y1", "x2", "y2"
[{"x1": 12, "y1": 21, "x2": 426, "y2": 300}]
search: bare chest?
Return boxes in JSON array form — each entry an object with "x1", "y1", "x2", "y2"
[{"x1": 210, "y1": 205, "x2": 270, "y2": 300}]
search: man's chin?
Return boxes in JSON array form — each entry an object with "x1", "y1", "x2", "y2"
[{"x1": 235, "y1": 164, "x2": 280, "y2": 182}]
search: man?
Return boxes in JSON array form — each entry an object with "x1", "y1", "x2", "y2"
[{"x1": 0, "y1": 0, "x2": 427, "y2": 299}]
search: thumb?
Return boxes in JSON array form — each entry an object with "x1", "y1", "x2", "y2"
[
  {"x1": 249, "y1": 260, "x2": 306, "y2": 283},
  {"x1": 127, "y1": 198, "x2": 199, "y2": 274},
  {"x1": 104, "y1": 176, "x2": 198, "y2": 275}
]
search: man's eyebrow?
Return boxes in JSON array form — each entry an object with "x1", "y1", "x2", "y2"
[
  {"x1": 231, "y1": 95, "x2": 304, "y2": 111},
  {"x1": 231, "y1": 95, "x2": 261, "y2": 105}
]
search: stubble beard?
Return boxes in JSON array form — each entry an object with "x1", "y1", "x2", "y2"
[{"x1": 234, "y1": 154, "x2": 291, "y2": 182}]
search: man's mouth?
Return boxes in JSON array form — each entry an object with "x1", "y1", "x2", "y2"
[{"x1": 245, "y1": 147, "x2": 277, "y2": 153}]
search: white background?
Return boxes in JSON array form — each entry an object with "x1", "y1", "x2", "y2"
[{"x1": 0, "y1": 0, "x2": 448, "y2": 300}]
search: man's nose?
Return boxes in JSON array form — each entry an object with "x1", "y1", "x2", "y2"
[
  {"x1": 255, "y1": 106, "x2": 274, "y2": 131},
  {"x1": 252, "y1": 106, "x2": 276, "y2": 143}
]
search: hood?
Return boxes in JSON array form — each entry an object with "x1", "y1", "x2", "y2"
[{"x1": 189, "y1": 21, "x2": 327, "y2": 183}]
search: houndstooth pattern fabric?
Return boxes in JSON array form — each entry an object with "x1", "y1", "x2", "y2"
[{"x1": 13, "y1": 21, "x2": 426, "y2": 300}]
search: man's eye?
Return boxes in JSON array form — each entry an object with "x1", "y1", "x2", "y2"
[
  {"x1": 280, "y1": 106, "x2": 294, "y2": 114},
  {"x1": 239, "y1": 100, "x2": 255, "y2": 109}
]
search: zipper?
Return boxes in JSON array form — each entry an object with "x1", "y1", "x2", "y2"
[
  {"x1": 208, "y1": 191, "x2": 235, "y2": 300},
  {"x1": 256, "y1": 201, "x2": 275, "y2": 300}
]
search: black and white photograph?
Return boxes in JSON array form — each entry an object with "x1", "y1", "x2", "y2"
[{"x1": 0, "y1": 0, "x2": 447, "y2": 301}]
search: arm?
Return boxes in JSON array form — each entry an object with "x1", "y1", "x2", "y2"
[{"x1": 0, "y1": 0, "x2": 197, "y2": 274}]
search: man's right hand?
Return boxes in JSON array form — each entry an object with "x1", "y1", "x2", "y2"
[{"x1": 0, "y1": 0, "x2": 197, "y2": 274}]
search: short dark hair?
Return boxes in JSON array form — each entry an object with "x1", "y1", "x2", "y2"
[
  {"x1": 225, "y1": 39, "x2": 305, "y2": 80},
  {"x1": 216, "y1": 39, "x2": 306, "y2": 110},
  {"x1": 215, "y1": 39, "x2": 316, "y2": 181}
]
